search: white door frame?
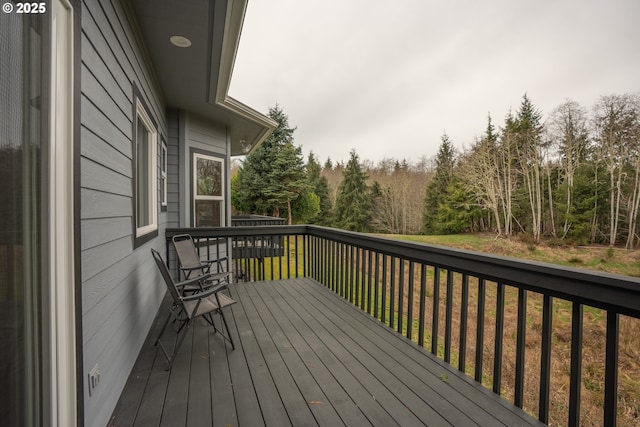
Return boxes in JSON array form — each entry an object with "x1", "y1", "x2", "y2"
[{"x1": 50, "y1": 1, "x2": 77, "y2": 425}]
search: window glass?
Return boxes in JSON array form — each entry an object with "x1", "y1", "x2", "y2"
[
  {"x1": 195, "y1": 200, "x2": 222, "y2": 227},
  {"x1": 193, "y1": 153, "x2": 224, "y2": 227},
  {"x1": 160, "y1": 140, "x2": 167, "y2": 207},
  {"x1": 134, "y1": 98, "x2": 157, "y2": 239},
  {"x1": 196, "y1": 156, "x2": 222, "y2": 197}
]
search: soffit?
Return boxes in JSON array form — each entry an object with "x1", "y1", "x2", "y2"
[{"x1": 130, "y1": 0, "x2": 274, "y2": 155}]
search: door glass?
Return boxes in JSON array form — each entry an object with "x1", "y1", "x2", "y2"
[{"x1": 0, "y1": 10, "x2": 45, "y2": 426}]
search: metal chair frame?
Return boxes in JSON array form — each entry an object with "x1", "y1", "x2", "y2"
[{"x1": 151, "y1": 249, "x2": 235, "y2": 370}]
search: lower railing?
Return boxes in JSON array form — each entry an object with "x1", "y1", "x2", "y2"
[{"x1": 165, "y1": 225, "x2": 640, "y2": 426}]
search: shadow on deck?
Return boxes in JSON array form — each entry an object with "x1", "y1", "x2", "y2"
[{"x1": 110, "y1": 278, "x2": 544, "y2": 426}]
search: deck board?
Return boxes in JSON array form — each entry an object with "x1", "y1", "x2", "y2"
[{"x1": 111, "y1": 278, "x2": 546, "y2": 427}]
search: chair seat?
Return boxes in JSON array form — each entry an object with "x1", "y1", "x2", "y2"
[{"x1": 185, "y1": 292, "x2": 236, "y2": 319}]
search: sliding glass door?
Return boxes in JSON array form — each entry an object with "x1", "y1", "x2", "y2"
[{"x1": 0, "y1": 8, "x2": 47, "y2": 426}]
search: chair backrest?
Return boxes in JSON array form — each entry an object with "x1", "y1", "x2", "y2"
[
  {"x1": 151, "y1": 249, "x2": 183, "y2": 305},
  {"x1": 172, "y1": 234, "x2": 202, "y2": 270}
]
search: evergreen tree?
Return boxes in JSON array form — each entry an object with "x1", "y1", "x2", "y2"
[
  {"x1": 232, "y1": 104, "x2": 308, "y2": 223},
  {"x1": 438, "y1": 178, "x2": 483, "y2": 233},
  {"x1": 334, "y1": 150, "x2": 371, "y2": 232},
  {"x1": 324, "y1": 157, "x2": 333, "y2": 170},
  {"x1": 264, "y1": 141, "x2": 309, "y2": 224},
  {"x1": 306, "y1": 152, "x2": 332, "y2": 225},
  {"x1": 423, "y1": 134, "x2": 455, "y2": 234}
]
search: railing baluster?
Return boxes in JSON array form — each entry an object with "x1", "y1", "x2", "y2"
[
  {"x1": 398, "y1": 259, "x2": 405, "y2": 334},
  {"x1": 332, "y1": 240, "x2": 341, "y2": 295},
  {"x1": 431, "y1": 267, "x2": 440, "y2": 356},
  {"x1": 285, "y1": 235, "x2": 290, "y2": 279},
  {"x1": 361, "y1": 249, "x2": 368, "y2": 311},
  {"x1": 381, "y1": 254, "x2": 388, "y2": 324},
  {"x1": 418, "y1": 264, "x2": 427, "y2": 347},
  {"x1": 355, "y1": 247, "x2": 361, "y2": 307},
  {"x1": 324, "y1": 238, "x2": 330, "y2": 285},
  {"x1": 348, "y1": 245, "x2": 354, "y2": 303},
  {"x1": 493, "y1": 282, "x2": 505, "y2": 395},
  {"x1": 445, "y1": 269, "x2": 454, "y2": 364},
  {"x1": 569, "y1": 302, "x2": 583, "y2": 427},
  {"x1": 325, "y1": 240, "x2": 335, "y2": 291},
  {"x1": 459, "y1": 274, "x2": 469, "y2": 374},
  {"x1": 515, "y1": 288, "x2": 527, "y2": 408},
  {"x1": 390, "y1": 257, "x2": 396, "y2": 330},
  {"x1": 604, "y1": 311, "x2": 619, "y2": 426},
  {"x1": 539, "y1": 295, "x2": 552, "y2": 423},
  {"x1": 276, "y1": 236, "x2": 281, "y2": 280},
  {"x1": 270, "y1": 236, "x2": 282, "y2": 280},
  {"x1": 407, "y1": 261, "x2": 415, "y2": 340},
  {"x1": 320, "y1": 236, "x2": 324, "y2": 282},
  {"x1": 338, "y1": 243, "x2": 344, "y2": 297},
  {"x1": 374, "y1": 252, "x2": 380, "y2": 319},
  {"x1": 302, "y1": 234, "x2": 307, "y2": 277},
  {"x1": 294, "y1": 235, "x2": 299, "y2": 278},
  {"x1": 367, "y1": 250, "x2": 373, "y2": 315}
]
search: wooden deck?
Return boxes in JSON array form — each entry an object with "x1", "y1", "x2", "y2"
[{"x1": 110, "y1": 278, "x2": 545, "y2": 426}]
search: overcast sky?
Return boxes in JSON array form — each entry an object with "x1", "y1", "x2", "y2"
[{"x1": 229, "y1": 0, "x2": 640, "y2": 165}]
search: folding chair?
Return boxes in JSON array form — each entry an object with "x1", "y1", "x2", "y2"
[
  {"x1": 172, "y1": 234, "x2": 231, "y2": 292},
  {"x1": 151, "y1": 249, "x2": 236, "y2": 369}
]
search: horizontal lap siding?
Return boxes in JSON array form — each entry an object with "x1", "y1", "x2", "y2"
[
  {"x1": 80, "y1": 1, "x2": 168, "y2": 426},
  {"x1": 187, "y1": 113, "x2": 227, "y2": 154},
  {"x1": 167, "y1": 109, "x2": 180, "y2": 227}
]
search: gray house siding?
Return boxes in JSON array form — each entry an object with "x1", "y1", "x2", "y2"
[
  {"x1": 80, "y1": 0, "x2": 169, "y2": 426},
  {"x1": 167, "y1": 109, "x2": 181, "y2": 228}
]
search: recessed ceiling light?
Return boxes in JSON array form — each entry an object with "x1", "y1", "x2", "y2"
[{"x1": 170, "y1": 35, "x2": 192, "y2": 48}]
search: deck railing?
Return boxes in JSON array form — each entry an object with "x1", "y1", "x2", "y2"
[{"x1": 165, "y1": 225, "x2": 640, "y2": 426}]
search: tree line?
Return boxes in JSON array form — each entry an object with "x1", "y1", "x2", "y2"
[{"x1": 232, "y1": 93, "x2": 640, "y2": 248}]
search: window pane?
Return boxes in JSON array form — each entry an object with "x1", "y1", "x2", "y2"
[
  {"x1": 136, "y1": 118, "x2": 150, "y2": 227},
  {"x1": 160, "y1": 143, "x2": 167, "y2": 205},
  {"x1": 0, "y1": 12, "x2": 44, "y2": 425},
  {"x1": 196, "y1": 157, "x2": 221, "y2": 197},
  {"x1": 195, "y1": 200, "x2": 221, "y2": 227}
]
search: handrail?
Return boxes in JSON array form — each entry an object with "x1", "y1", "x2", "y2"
[
  {"x1": 165, "y1": 224, "x2": 640, "y2": 425},
  {"x1": 167, "y1": 225, "x2": 640, "y2": 315}
]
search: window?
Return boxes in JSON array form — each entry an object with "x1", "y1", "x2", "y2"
[
  {"x1": 133, "y1": 96, "x2": 157, "y2": 243},
  {"x1": 193, "y1": 152, "x2": 224, "y2": 227},
  {"x1": 160, "y1": 138, "x2": 167, "y2": 210}
]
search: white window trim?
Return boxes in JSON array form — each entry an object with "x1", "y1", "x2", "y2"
[
  {"x1": 135, "y1": 97, "x2": 157, "y2": 237},
  {"x1": 193, "y1": 153, "x2": 225, "y2": 227},
  {"x1": 160, "y1": 139, "x2": 167, "y2": 207}
]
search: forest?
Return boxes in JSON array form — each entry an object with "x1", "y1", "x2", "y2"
[{"x1": 232, "y1": 93, "x2": 640, "y2": 248}]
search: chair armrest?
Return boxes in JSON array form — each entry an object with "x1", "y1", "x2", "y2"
[
  {"x1": 179, "y1": 265, "x2": 209, "y2": 272},
  {"x1": 174, "y1": 272, "x2": 214, "y2": 290},
  {"x1": 181, "y1": 282, "x2": 228, "y2": 301},
  {"x1": 200, "y1": 256, "x2": 228, "y2": 265}
]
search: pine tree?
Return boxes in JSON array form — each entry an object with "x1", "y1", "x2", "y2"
[
  {"x1": 423, "y1": 134, "x2": 455, "y2": 234},
  {"x1": 232, "y1": 104, "x2": 308, "y2": 223},
  {"x1": 334, "y1": 150, "x2": 371, "y2": 232},
  {"x1": 264, "y1": 141, "x2": 308, "y2": 224},
  {"x1": 306, "y1": 152, "x2": 332, "y2": 225}
]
